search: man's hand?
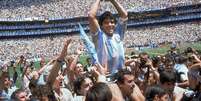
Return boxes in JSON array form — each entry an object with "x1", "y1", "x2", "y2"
[
  {"x1": 64, "y1": 38, "x2": 72, "y2": 47},
  {"x1": 57, "y1": 38, "x2": 71, "y2": 61},
  {"x1": 76, "y1": 45, "x2": 84, "y2": 56}
]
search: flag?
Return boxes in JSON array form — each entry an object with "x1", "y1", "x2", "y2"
[{"x1": 78, "y1": 23, "x2": 99, "y2": 64}]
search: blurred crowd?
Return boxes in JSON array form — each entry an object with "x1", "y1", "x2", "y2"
[
  {"x1": 1, "y1": 21, "x2": 201, "y2": 62},
  {"x1": 0, "y1": 35, "x2": 82, "y2": 61},
  {"x1": 0, "y1": 0, "x2": 200, "y2": 19},
  {"x1": 125, "y1": 22, "x2": 201, "y2": 47}
]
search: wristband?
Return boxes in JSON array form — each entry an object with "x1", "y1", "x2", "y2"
[{"x1": 56, "y1": 59, "x2": 63, "y2": 64}]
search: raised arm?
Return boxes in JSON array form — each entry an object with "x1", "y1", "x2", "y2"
[
  {"x1": 37, "y1": 59, "x2": 55, "y2": 75},
  {"x1": 110, "y1": 0, "x2": 128, "y2": 19},
  {"x1": 47, "y1": 38, "x2": 71, "y2": 85},
  {"x1": 88, "y1": 0, "x2": 101, "y2": 34}
]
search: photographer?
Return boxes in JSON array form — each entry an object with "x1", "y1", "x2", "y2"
[
  {"x1": 135, "y1": 52, "x2": 160, "y2": 93},
  {"x1": 181, "y1": 64, "x2": 201, "y2": 100}
]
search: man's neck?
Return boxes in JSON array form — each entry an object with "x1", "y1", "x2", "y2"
[
  {"x1": 54, "y1": 88, "x2": 61, "y2": 96},
  {"x1": 119, "y1": 88, "x2": 128, "y2": 99}
]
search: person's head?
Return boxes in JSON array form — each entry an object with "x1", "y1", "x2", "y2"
[
  {"x1": 164, "y1": 57, "x2": 174, "y2": 72},
  {"x1": 40, "y1": 58, "x2": 46, "y2": 67},
  {"x1": 145, "y1": 86, "x2": 169, "y2": 101},
  {"x1": 11, "y1": 89, "x2": 28, "y2": 101},
  {"x1": 145, "y1": 71, "x2": 157, "y2": 86},
  {"x1": 86, "y1": 57, "x2": 92, "y2": 65},
  {"x1": 185, "y1": 47, "x2": 195, "y2": 54},
  {"x1": 24, "y1": 66, "x2": 32, "y2": 75},
  {"x1": 175, "y1": 55, "x2": 187, "y2": 64},
  {"x1": 99, "y1": 11, "x2": 117, "y2": 36},
  {"x1": 159, "y1": 71, "x2": 176, "y2": 94},
  {"x1": 20, "y1": 55, "x2": 24, "y2": 60},
  {"x1": 116, "y1": 69, "x2": 135, "y2": 97},
  {"x1": 0, "y1": 72, "x2": 11, "y2": 89},
  {"x1": 188, "y1": 65, "x2": 201, "y2": 91},
  {"x1": 139, "y1": 52, "x2": 149, "y2": 59},
  {"x1": 74, "y1": 75, "x2": 93, "y2": 96},
  {"x1": 170, "y1": 43, "x2": 176, "y2": 51},
  {"x1": 37, "y1": 85, "x2": 55, "y2": 101},
  {"x1": 29, "y1": 80, "x2": 55, "y2": 101},
  {"x1": 152, "y1": 56, "x2": 162, "y2": 68},
  {"x1": 85, "y1": 82, "x2": 112, "y2": 101},
  {"x1": 75, "y1": 62, "x2": 84, "y2": 75}
]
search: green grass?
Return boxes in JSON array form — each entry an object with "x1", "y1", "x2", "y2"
[{"x1": 136, "y1": 41, "x2": 201, "y2": 57}]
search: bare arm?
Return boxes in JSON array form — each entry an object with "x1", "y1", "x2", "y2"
[
  {"x1": 130, "y1": 83, "x2": 145, "y2": 101},
  {"x1": 88, "y1": 0, "x2": 101, "y2": 34},
  {"x1": 177, "y1": 80, "x2": 189, "y2": 88},
  {"x1": 110, "y1": 0, "x2": 128, "y2": 19},
  {"x1": 125, "y1": 59, "x2": 136, "y2": 66},
  {"x1": 47, "y1": 38, "x2": 71, "y2": 85},
  {"x1": 108, "y1": 83, "x2": 124, "y2": 101},
  {"x1": 37, "y1": 59, "x2": 55, "y2": 75}
]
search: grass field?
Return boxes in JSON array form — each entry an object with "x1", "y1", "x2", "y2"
[{"x1": 130, "y1": 41, "x2": 201, "y2": 57}]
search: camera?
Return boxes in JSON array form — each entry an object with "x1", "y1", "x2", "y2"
[{"x1": 182, "y1": 90, "x2": 195, "y2": 101}]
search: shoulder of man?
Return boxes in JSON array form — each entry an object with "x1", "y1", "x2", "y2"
[{"x1": 107, "y1": 83, "x2": 124, "y2": 101}]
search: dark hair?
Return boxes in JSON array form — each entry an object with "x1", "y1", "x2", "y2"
[
  {"x1": 145, "y1": 85, "x2": 167, "y2": 101},
  {"x1": 186, "y1": 47, "x2": 194, "y2": 53},
  {"x1": 20, "y1": 55, "x2": 24, "y2": 59},
  {"x1": 85, "y1": 82, "x2": 112, "y2": 101},
  {"x1": 29, "y1": 79, "x2": 56, "y2": 101},
  {"x1": 98, "y1": 11, "x2": 117, "y2": 26},
  {"x1": 139, "y1": 52, "x2": 148, "y2": 58},
  {"x1": 159, "y1": 71, "x2": 176, "y2": 84},
  {"x1": 175, "y1": 55, "x2": 187, "y2": 64},
  {"x1": 0, "y1": 72, "x2": 10, "y2": 79},
  {"x1": 115, "y1": 68, "x2": 133, "y2": 84},
  {"x1": 11, "y1": 88, "x2": 26, "y2": 100},
  {"x1": 74, "y1": 74, "x2": 93, "y2": 95}
]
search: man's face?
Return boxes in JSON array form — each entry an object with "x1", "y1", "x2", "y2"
[
  {"x1": 120, "y1": 74, "x2": 135, "y2": 96},
  {"x1": 161, "y1": 82, "x2": 175, "y2": 94},
  {"x1": 3, "y1": 77, "x2": 11, "y2": 89},
  {"x1": 80, "y1": 78, "x2": 93, "y2": 96},
  {"x1": 17, "y1": 92, "x2": 27, "y2": 101},
  {"x1": 164, "y1": 62, "x2": 174, "y2": 72},
  {"x1": 102, "y1": 18, "x2": 116, "y2": 36},
  {"x1": 147, "y1": 73, "x2": 156, "y2": 85},
  {"x1": 160, "y1": 94, "x2": 169, "y2": 101},
  {"x1": 75, "y1": 63, "x2": 84, "y2": 74}
]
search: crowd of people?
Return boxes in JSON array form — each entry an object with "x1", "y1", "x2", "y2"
[
  {"x1": 1, "y1": 21, "x2": 201, "y2": 62},
  {"x1": 0, "y1": 35, "x2": 82, "y2": 61},
  {"x1": 0, "y1": 0, "x2": 201, "y2": 101},
  {"x1": 125, "y1": 22, "x2": 201, "y2": 48},
  {"x1": 0, "y1": 0, "x2": 200, "y2": 19},
  {"x1": 0, "y1": 36, "x2": 201, "y2": 101}
]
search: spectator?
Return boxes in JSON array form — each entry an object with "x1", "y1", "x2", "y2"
[
  {"x1": 11, "y1": 88, "x2": 28, "y2": 101},
  {"x1": 85, "y1": 82, "x2": 112, "y2": 101},
  {"x1": 145, "y1": 85, "x2": 169, "y2": 101},
  {"x1": 115, "y1": 69, "x2": 145, "y2": 101}
]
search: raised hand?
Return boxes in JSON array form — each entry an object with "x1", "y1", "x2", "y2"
[
  {"x1": 76, "y1": 45, "x2": 84, "y2": 56},
  {"x1": 57, "y1": 38, "x2": 72, "y2": 61}
]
